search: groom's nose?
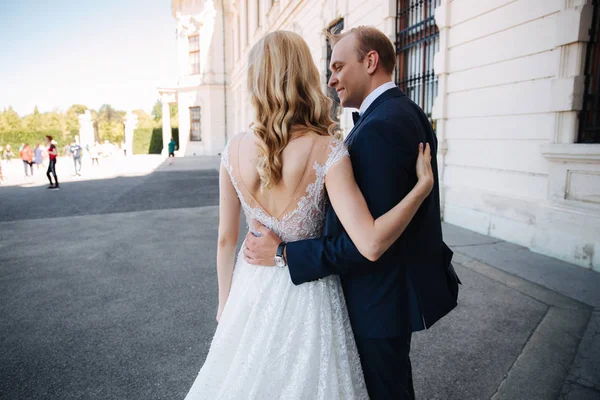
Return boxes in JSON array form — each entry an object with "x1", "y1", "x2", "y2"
[{"x1": 328, "y1": 74, "x2": 337, "y2": 88}]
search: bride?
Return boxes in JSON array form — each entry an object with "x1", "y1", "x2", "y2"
[{"x1": 184, "y1": 30, "x2": 433, "y2": 399}]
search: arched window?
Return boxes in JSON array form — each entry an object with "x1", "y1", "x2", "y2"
[{"x1": 188, "y1": 34, "x2": 200, "y2": 75}]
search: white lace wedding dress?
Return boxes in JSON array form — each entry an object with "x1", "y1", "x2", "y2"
[{"x1": 184, "y1": 135, "x2": 368, "y2": 400}]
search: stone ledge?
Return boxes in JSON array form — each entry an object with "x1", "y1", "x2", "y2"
[{"x1": 541, "y1": 143, "x2": 600, "y2": 163}]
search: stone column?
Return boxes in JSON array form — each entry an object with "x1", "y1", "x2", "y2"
[
  {"x1": 158, "y1": 88, "x2": 177, "y2": 156},
  {"x1": 78, "y1": 110, "x2": 94, "y2": 149},
  {"x1": 124, "y1": 111, "x2": 138, "y2": 157},
  {"x1": 162, "y1": 101, "x2": 171, "y2": 156}
]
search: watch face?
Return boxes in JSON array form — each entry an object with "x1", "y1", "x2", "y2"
[{"x1": 275, "y1": 256, "x2": 285, "y2": 267}]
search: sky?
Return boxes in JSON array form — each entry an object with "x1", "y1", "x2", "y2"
[{"x1": 0, "y1": 0, "x2": 178, "y2": 116}]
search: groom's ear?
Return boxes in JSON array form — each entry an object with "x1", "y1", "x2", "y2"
[{"x1": 365, "y1": 50, "x2": 379, "y2": 75}]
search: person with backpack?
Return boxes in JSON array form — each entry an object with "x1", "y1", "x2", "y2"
[{"x1": 69, "y1": 141, "x2": 83, "y2": 176}]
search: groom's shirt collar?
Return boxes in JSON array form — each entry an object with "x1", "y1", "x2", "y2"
[{"x1": 358, "y1": 81, "x2": 397, "y2": 116}]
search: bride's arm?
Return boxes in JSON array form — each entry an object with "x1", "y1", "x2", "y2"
[
  {"x1": 216, "y1": 163, "x2": 241, "y2": 322},
  {"x1": 324, "y1": 143, "x2": 432, "y2": 262}
]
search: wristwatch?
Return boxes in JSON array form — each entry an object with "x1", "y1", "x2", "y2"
[{"x1": 275, "y1": 241, "x2": 287, "y2": 268}]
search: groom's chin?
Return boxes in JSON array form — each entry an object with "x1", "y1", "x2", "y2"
[{"x1": 339, "y1": 97, "x2": 356, "y2": 109}]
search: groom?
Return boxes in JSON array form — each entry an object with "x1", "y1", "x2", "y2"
[{"x1": 244, "y1": 26, "x2": 460, "y2": 399}]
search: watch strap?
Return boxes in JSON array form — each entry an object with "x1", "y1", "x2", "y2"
[
  {"x1": 277, "y1": 241, "x2": 286, "y2": 256},
  {"x1": 276, "y1": 241, "x2": 287, "y2": 266}
]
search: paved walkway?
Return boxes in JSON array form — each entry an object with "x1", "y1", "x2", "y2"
[
  {"x1": 444, "y1": 225, "x2": 600, "y2": 400},
  {"x1": 0, "y1": 156, "x2": 598, "y2": 399}
]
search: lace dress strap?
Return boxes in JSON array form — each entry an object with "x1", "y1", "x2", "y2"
[
  {"x1": 220, "y1": 136, "x2": 234, "y2": 175},
  {"x1": 324, "y1": 138, "x2": 349, "y2": 175},
  {"x1": 220, "y1": 133, "x2": 249, "y2": 206}
]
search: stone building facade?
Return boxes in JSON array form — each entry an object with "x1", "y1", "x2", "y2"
[{"x1": 163, "y1": 0, "x2": 600, "y2": 271}]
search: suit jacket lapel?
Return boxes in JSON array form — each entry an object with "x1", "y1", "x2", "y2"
[{"x1": 343, "y1": 87, "x2": 405, "y2": 145}]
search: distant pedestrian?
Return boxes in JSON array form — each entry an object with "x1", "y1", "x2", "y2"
[
  {"x1": 89, "y1": 143, "x2": 100, "y2": 167},
  {"x1": 3, "y1": 144, "x2": 14, "y2": 163},
  {"x1": 102, "y1": 140, "x2": 114, "y2": 158},
  {"x1": 34, "y1": 143, "x2": 45, "y2": 170},
  {"x1": 46, "y1": 136, "x2": 59, "y2": 189},
  {"x1": 20, "y1": 144, "x2": 34, "y2": 177},
  {"x1": 168, "y1": 138, "x2": 177, "y2": 165},
  {"x1": 69, "y1": 142, "x2": 83, "y2": 176}
]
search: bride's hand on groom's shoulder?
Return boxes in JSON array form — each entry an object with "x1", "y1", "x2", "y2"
[{"x1": 244, "y1": 220, "x2": 281, "y2": 266}]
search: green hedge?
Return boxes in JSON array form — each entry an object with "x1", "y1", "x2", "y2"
[
  {"x1": 133, "y1": 127, "x2": 179, "y2": 155},
  {"x1": 0, "y1": 130, "x2": 73, "y2": 153},
  {"x1": 133, "y1": 127, "x2": 153, "y2": 155},
  {"x1": 3, "y1": 127, "x2": 181, "y2": 156},
  {"x1": 172, "y1": 127, "x2": 179, "y2": 148}
]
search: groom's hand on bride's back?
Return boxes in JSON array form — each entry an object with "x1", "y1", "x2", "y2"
[{"x1": 244, "y1": 220, "x2": 281, "y2": 266}]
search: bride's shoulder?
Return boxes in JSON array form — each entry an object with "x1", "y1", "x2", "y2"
[
  {"x1": 224, "y1": 131, "x2": 254, "y2": 153},
  {"x1": 324, "y1": 134, "x2": 347, "y2": 156},
  {"x1": 315, "y1": 134, "x2": 344, "y2": 151},
  {"x1": 222, "y1": 132, "x2": 250, "y2": 167},
  {"x1": 228, "y1": 131, "x2": 249, "y2": 146},
  {"x1": 313, "y1": 134, "x2": 348, "y2": 172}
]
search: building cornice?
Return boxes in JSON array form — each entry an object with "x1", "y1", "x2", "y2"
[{"x1": 541, "y1": 143, "x2": 600, "y2": 163}]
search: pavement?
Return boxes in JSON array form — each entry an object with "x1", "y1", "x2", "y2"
[{"x1": 0, "y1": 155, "x2": 598, "y2": 400}]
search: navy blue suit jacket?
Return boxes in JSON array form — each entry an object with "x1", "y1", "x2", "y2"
[{"x1": 286, "y1": 87, "x2": 459, "y2": 338}]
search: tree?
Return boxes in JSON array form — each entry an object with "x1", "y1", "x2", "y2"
[
  {"x1": 133, "y1": 109, "x2": 154, "y2": 129},
  {"x1": 169, "y1": 103, "x2": 179, "y2": 128},
  {"x1": 69, "y1": 104, "x2": 87, "y2": 114},
  {"x1": 152, "y1": 99, "x2": 162, "y2": 121},
  {"x1": 0, "y1": 106, "x2": 21, "y2": 132},
  {"x1": 65, "y1": 104, "x2": 87, "y2": 134},
  {"x1": 151, "y1": 100, "x2": 178, "y2": 127},
  {"x1": 98, "y1": 104, "x2": 120, "y2": 122},
  {"x1": 0, "y1": 113, "x2": 6, "y2": 132},
  {"x1": 96, "y1": 104, "x2": 124, "y2": 143},
  {"x1": 5, "y1": 106, "x2": 21, "y2": 130},
  {"x1": 41, "y1": 109, "x2": 65, "y2": 132},
  {"x1": 169, "y1": 103, "x2": 178, "y2": 118},
  {"x1": 22, "y1": 106, "x2": 42, "y2": 132}
]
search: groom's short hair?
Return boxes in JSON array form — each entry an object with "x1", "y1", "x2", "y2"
[{"x1": 325, "y1": 26, "x2": 396, "y2": 75}]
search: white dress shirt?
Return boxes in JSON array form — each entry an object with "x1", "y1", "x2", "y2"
[{"x1": 358, "y1": 81, "x2": 397, "y2": 116}]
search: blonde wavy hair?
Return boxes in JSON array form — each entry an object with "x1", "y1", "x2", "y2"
[{"x1": 247, "y1": 30, "x2": 340, "y2": 191}]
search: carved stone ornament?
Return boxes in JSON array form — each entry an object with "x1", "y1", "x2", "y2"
[{"x1": 177, "y1": 14, "x2": 203, "y2": 36}]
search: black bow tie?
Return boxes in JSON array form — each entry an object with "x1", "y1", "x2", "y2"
[{"x1": 352, "y1": 111, "x2": 360, "y2": 125}]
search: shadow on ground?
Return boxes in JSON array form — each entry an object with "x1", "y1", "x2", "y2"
[{"x1": 0, "y1": 170, "x2": 219, "y2": 223}]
